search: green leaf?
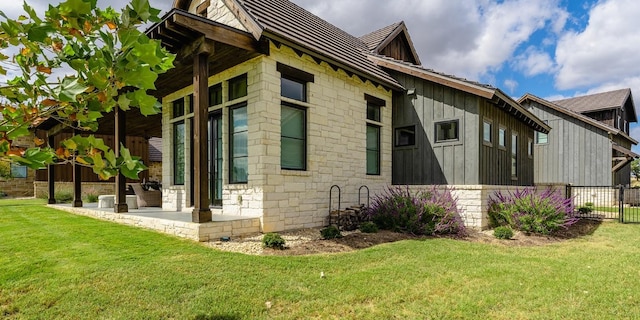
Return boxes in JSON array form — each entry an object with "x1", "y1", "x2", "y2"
[
  {"x1": 23, "y1": 2, "x2": 43, "y2": 24},
  {"x1": 131, "y1": 89, "x2": 159, "y2": 116},
  {"x1": 7, "y1": 126, "x2": 30, "y2": 140},
  {"x1": 60, "y1": 0, "x2": 94, "y2": 16},
  {"x1": 122, "y1": 67, "x2": 157, "y2": 89},
  {"x1": 117, "y1": 94, "x2": 131, "y2": 111},
  {"x1": 27, "y1": 24, "x2": 55, "y2": 42},
  {"x1": 131, "y1": 41, "x2": 161, "y2": 67},
  {"x1": 57, "y1": 77, "x2": 88, "y2": 102}
]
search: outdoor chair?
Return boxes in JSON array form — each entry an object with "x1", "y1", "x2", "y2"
[{"x1": 128, "y1": 183, "x2": 162, "y2": 207}]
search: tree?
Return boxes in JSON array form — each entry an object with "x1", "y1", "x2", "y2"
[
  {"x1": 632, "y1": 159, "x2": 640, "y2": 182},
  {"x1": 0, "y1": 0, "x2": 174, "y2": 179}
]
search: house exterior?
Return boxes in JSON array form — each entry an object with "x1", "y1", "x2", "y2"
[{"x1": 519, "y1": 89, "x2": 638, "y2": 187}]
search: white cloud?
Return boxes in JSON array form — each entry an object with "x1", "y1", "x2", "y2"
[
  {"x1": 503, "y1": 79, "x2": 518, "y2": 93},
  {"x1": 513, "y1": 47, "x2": 557, "y2": 77},
  {"x1": 555, "y1": 0, "x2": 640, "y2": 90}
]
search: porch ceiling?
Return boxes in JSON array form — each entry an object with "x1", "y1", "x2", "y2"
[{"x1": 146, "y1": 9, "x2": 266, "y2": 99}]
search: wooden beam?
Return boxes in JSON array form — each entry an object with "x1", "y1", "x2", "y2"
[
  {"x1": 72, "y1": 127, "x2": 83, "y2": 208},
  {"x1": 177, "y1": 36, "x2": 215, "y2": 63},
  {"x1": 114, "y1": 106, "x2": 128, "y2": 213},
  {"x1": 613, "y1": 158, "x2": 632, "y2": 172},
  {"x1": 172, "y1": 14, "x2": 258, "y2": 52},
  {"x1": 192, "y1": 51, "x2": 212, "y2": 223},
  {"x1": 47, "y1": 134, "x2": 56, "y2": 204}
]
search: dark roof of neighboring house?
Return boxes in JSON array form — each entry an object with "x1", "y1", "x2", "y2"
[
  {"x1": 359, "y1": 22, "x2": 403, "y2": 52},
  {"x1": 552, "y1": 88, "x2": 635, "y2": 118},
  {"x1": 148, "y1": 137, "x2": 163, "y2": 162},
  {"x1": 358, "y1": 21, "x2": 421, "y2": 65},
  {"x1": 237, "y1": 0, "x2": 403, "y2": 90},
  {"x1": 519, "y1": 93, "x2": 639, "y2": 145},
  {"x1": 370, "y1": 55, "x2": 550, "y2": 134}
]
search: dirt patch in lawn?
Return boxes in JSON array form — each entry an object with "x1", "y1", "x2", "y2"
[{"x1": 206, "y1": 219, "x2": 603, "y2": 256}]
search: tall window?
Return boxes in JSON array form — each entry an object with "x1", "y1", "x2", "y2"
[
  {"x1": 172, "y1": 97, "x2": 185, "y2": 118},
  {"x1": 278, "y1": 63, "x2": 313, "y2": 170},
  {"x1": 210, "y1": 84, "x2": 222, "y2": 106},
  {"x1": 230, "y1": 104, "x2": 248, "y2": 183},
  {"x1": 435, "y1": 120, "x2": 459, "y2": 142},
  {"x1": 281, "y1": 104, "x2": 306, "y2": 170},
  {"x1": 365, "y1": 94, "x2": 384, "y2": 175},
  {"x1": 528, "y1": 138, "x2": 533, "y2": 158},
  {"x1": 498, "y1": 126, "x2": 506, "y2": 148},
  {"x1": 173, "y1": 121, "x2": 185, "y2": 185},
  {"x1": 483, "y1": 119, "x2": 492, "y2": 144},
  {"x1": 367, "y1": 125, "x2": 380, "y2": 175},
  {"x1": 511, "y1": 133, "x2": 518, "y2": 178}
]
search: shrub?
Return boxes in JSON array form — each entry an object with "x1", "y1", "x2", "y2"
[
  {"x1": 487, "y1": 188, "x2": 578, "y2": 235},
  {"x1": 55, "y1": 191, "x2": 74, "y2": 203},
  {"x1": 84, "y1": 193, "x2": 99, "y2": 203},
  {"x1": 365, "y1": 186, "x2": 466, "y2": 236},
  {"x1": 493, "y1": 226, "x2": 514, "y2": 239},
  {"x1": 577, "y1": 202, "x2": 595, "y2": 214},
  {"x1": 359, "y1": 221, "x2": 379, "y2": 233},
  {"x1": 262, "y1": 233, "x2": 286, "y2": 250},
  {"x1": 320, "y1": 225, "x2": 343, "y2": 239}
]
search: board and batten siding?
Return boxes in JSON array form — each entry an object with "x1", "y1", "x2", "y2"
[
  {"x1": 391, "y1": 72, "x2": 480, "y2": 185},
  {"x1": 525, "y1": 101, "x2": 612, "y2": 186},
  {"x1": 478, "y1": 100, "x2": 535, "y2": 186}
]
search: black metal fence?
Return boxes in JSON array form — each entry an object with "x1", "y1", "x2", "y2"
[{"x1": 568, "y1": 185, "x2": 640, "y2": 223}]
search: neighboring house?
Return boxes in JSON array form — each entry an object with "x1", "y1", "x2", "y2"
[
  {"x1": 519, "y1": 89, "x2": 638, "y2": 186},
  {"x1": 0, "y1": 135, "x2": 35, "y2": 197}
]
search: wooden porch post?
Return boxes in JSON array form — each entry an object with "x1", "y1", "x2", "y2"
[
  {"x1": 114, "y1": 106, "x2": 128, "y2": 213},
  {"x1": 72, "y1": 128, "x2": 83, "y2": 207},
  {"x1": 192, "y1": 41, "x2": 213, "y2": 223},
  {"x1": 47, "y1": 134, "x2": 56, "y2": 204}
]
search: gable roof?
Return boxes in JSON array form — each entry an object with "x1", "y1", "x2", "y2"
[
  {"x1": 369, "y1": 55, "x2": 550, "y2": 134},
  {"x1": 359, "y1": 21, "x2": 421, "y2": 65},
  {"x1": 519, "y1": 93, "x2": 639, "y2": 145},
  {"x1": 172, "y1": 0, "x2": 403, "y2": 90},
  {"x1": 552, "y1": 88, "x2": 637, "y2": 122}
]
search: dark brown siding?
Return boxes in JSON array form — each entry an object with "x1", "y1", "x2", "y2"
[
  {"x1": 35, "y1": 133, "x2": 149, "y2": 182},
  {"x1": 379, "y1": 33, "x2": 418, "y2": 65},
  {"x1": 479, "y1": 99, "x2": 535, "y2": 186}
]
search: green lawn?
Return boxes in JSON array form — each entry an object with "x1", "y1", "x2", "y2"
[
  {"x1": 594, "y1": 206, "x2": 640, "y2": 222},
  {"x1": 2, "y1": 199, "x2": 640, "y2": 319}
]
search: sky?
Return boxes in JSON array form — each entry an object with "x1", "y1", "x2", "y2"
[{"x1": 2, "y1": 0, "x2": 640, "y2": 152}]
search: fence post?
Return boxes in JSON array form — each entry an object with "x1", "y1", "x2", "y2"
[
  {"x1": 565, "y1": 184, "x2": 572, "y2": 199},
  {"x1": 619, "y1": 185, "x2": 625, "y2": 223}
]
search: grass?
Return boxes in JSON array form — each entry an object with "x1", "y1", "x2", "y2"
[
  {"x1": 594, "y1": 206, "x2": 640, "y2": 222},
  {"x1": 2, "y1": 199, "x2": 640, "y2": 319}
]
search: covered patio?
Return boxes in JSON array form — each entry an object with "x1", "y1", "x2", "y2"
[{"x1": 49, "y1": 203, "x2": 260, "y2": 242}]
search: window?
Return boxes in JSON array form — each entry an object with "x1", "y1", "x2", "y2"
[
  {"x1": 528, "y1": 138, "x2": 533, "y2": 157},
  {"x1": 278, "y1": 64, "x2": 313, "y2": 170},
  {"x1": 230, "y1": 104, "x2": 248, "y2": 183},
  {"x1": 367, "y1": 124, "x2": 380, "y2": 175},
  {"x1": 483, "y1": 119, "x2": 492, "y2": 144},
  {"x1": 10, "y1": 163, "x2": 27, "y2": 178},
  {"x1": 188, "y1": 94, "x2": 194, "y2": 114},
  {"x1": 511, "y1": 133, "x2": 518, "y2": 178},
  {"x1": 210, "y1": 84, "x2": 222, "y2": 106},
  {"x1": 367, "y1": 102, "x2": 381, "y2": 122},
  {"x1": 535, "y1": 131, "x2": 548, "y2": 144},
  {"x1": 395, "y1": 126, "x2": 415, "y2": 147},
  {"x1": 173, "y1": 121, "x2": 185, "y2": 185},
  {"x1": 435, "y1": 120, "x2": 459, "y2": 142},
  {"x1": 498, "y1": 127, "x2": 506, "y2": 148},
  {"x1": 228, "y1": 74, "x2": 247, "y2": 101},
  {"x1": 281, "y1": 104, "x2": 306, "y2": 170},
  {"x1": 172, "y1": 97, "x2": 185, "y2": 118}
]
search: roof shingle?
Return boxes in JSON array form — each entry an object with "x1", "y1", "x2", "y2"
[{"x1": 552, "y1": 88, "x2": 631, "y2": 113}]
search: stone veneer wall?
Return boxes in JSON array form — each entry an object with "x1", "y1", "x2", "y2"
[
  {"x1": 34, "y1": 181, "x2": 116, "y2": 199},
  {"x1": 147, "y1": 162, "x2": 162, "y2": 182},
  {"x1": 0, "y1": 170, "x2": 35, "y2": 197}
]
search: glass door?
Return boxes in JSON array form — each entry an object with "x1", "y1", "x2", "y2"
[{"x1": 208, "y1": 113, "x2": 223, "y2": 206}]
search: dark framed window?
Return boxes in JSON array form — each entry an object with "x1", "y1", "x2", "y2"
[
  {"x1": 173, "y1": 121, "x2": 185, "y2": 185},
  {"x1": 172, "y1": 97, "x2": 185, "y2": 118},
  {"x1": 535, "y1": 131, "x2": 548, "y2": 144},
  {"x1": 395, "y1": 126, "x2": 415, "y2": 147},
  {"x1": 230, "y1": 104, "x2": 248, "y2": 183},
  {"x1": 435, "y1": 120, "x2": 459, "y2": 142},
  {"x1": 483, "y1": 119, "x2": 492, "y2": 144},
  {"x1": 210, "y1": 84, "x2": 222, "y2": 106},
  {"x1": 511, "y1": 133, "x2": 518, "y2": 178},
  {"x1": 281, "y1": 104, "x2": 306, "y2": 170},
  {"x1": 10, "y1": 163, "x2": 27, "y2": 178},
  {"x1": 229, "y1": 74, "x2": 247, "y2": 101},
  {"x1": 528, "y1": 138, "x2": 533, "y2": 157},
  {"x1": 499, "y1": 126, "x2": 506, "y2": 148},
  {"x1": 367, "y1": 124, "x2": 380, "y2": 175},
  {"x1": 281, "y1": 77, "x2": 306, "y2": 101},
  {"x1": 365, "y1": 94, "x2": 385, "y2": 122}
]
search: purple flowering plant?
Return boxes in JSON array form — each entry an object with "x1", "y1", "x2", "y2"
[{"x1": 487, "y1": 188, "x2": 579, "y2": 235}]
